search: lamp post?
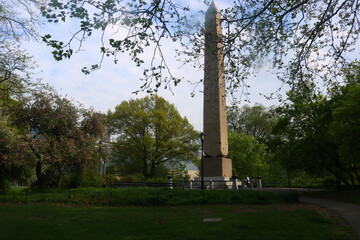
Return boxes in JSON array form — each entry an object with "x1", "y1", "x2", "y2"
[{"x1": 199, "y1": 132, "x2": 205, "y2": 190}]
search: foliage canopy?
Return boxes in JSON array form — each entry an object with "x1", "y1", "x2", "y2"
[
  {"x1": 108, "y1": 95, "x2": 199, "y2": 180},
  {"x1": 268, "y1": 62, "x2": 360, "y2": 187},
  {"x1": 41, "y1": 0, "x2": 360, "y2": 99}
]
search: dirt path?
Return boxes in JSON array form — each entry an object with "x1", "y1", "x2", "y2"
[{"x1": 300, "y1": 197, "x2": 360, "y2": 239}]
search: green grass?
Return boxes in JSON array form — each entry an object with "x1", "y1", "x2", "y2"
[
  {"x1": 0, "y1": 188, "x2": 355, "y2": 239},
  {"x1": 0, "y1": 203, "x2": 356, "y2": 240},
  {"x1": 0, "y1": 187, "x2": 299, "y2": 206}
]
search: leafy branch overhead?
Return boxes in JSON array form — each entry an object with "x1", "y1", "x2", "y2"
[
  {"x1": 218, "y1": 0, "x2": 360, "y2": 100},
  {"x1": 41, "y1": 0, "x2": 191, "y2": 94},
  {"x1": 0, "y1": 41, "x2": 38, "y2": 95},
  {"x1": 41, "y1": 0, "x2": 360, "y2": 99},
  {"x1": 0, "y1": 0, "x2": 47, "y2": 97},
  {"x1": 0, "y1": 0, "x2": 45, "y2": 41}
]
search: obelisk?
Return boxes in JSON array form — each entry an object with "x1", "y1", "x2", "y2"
[{"x1": 203, "y1": 1, "x2": 232, "y2": 177}]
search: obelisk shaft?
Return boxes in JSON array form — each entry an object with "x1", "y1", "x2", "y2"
[{"x1": 203, "y1": 1, "x2": 232, "y2": 177}]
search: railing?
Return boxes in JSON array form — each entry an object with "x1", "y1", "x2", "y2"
[
  {"x1": 113, "y1": 182, "x2": 174, "y2": 188},
  {"x1": 112, "y1": 178, "x2": 263, "y2": 190}
]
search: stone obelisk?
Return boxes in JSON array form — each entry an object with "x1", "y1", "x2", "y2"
[{"x1": 203, "y1": 1, "x2": 232, "y2": 178}]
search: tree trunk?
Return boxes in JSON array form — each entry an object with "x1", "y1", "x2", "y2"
[
  {"x1": 150, "y1": 162, "x2": 157, "y2": 179},
  {"x1": 323, "y1": 165, "x2": 346, "y2": 189},
  {"x1": 352, "y1": 168, "x2": 360, "y2": 185},
  {"x1": 57, "y1": 176, "x2": 63, "y2": 189},
  {"x1": 35, "y1": 161, "x2": 45, "y2": 191},
  {"x1": 347, "y1": 171, "x2": 356, "y2": 186},
  {"x1": 287, "y1": 172, "x2": 291, "y2": 190},
  {"x1": 142, "y1": 156, "x2": 148, "y2": 178},
  {"x1": 339, "y1": 174, "x2": 350, "y2": 187},
  {"x1": 57, "y1": 166, "x2": 63, "y2": 188}
]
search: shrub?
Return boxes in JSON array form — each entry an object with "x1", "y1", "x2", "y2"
[
  {"x1": 0, "y1": 187, "x2": 299, "y2": 206},
  {"x1": 119, "y1": 175, "x2": 139, "y2": 182},
  {"x1": 0, "y1": 178, "x2": 10, "y2": 193},
  {"x1": 102, "y1": 174, "x2": 119, "y2": 186},
  {"x1": 78, "y1": 171, "x2": 103, "y2": 187},
  {"x1": 322, "y1": 176, "x2": 337, "y2": 189}
]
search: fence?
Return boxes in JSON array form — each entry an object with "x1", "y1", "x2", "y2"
[
  {"x1": 113, "y1": 178, "x2": 262, "y2": 190},
  {"x1": 3, "y1": 186, "x2": 298, "y2": 206}
]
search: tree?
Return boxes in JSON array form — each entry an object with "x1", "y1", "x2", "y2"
[
  {"x1": 331, "y1": 80, "x2": 360, "y2": 185},
  {"x1": 0, "y1": 41, "x2": 37, "y2": 95},
  {"x1": 0, "y1": 108, "x2": 26, "y2": 191},
  {"x1": 227, "y1": 104, "x2": 276, "y2": 139},
  {"x1": 41, "y1": 0, "x2": 360, "y2": 98},
  {"x1": 217, "y1": 0, "x2": 360, "y2": 98},
  {"x1": 40, "y1": 0, "x2": 191, "y2": 93},
  {"x1": 19, "y1": 90, "x2": 106, "y2": 188},
  {"x1": 0, "y1": 0, "x2": 45, "y2": 41},
  {"x1": 228, "y1": 131, "x2": 268, "y2": 180},
  {"x1": 0, "y1": 0, "x2": 44, "y2": 97},
  {"x1": 108, "y1": 95, "x2": 199, "y2": 179},
  {"x1": 268, "y1": 63, "x2": 360, "y2": 188},
  {"x1": 268, "y1": 90, "x2": 343, "y2": 187},
  {"x1": 0, "y1": 84, "x2": 37, "y2": 192}
]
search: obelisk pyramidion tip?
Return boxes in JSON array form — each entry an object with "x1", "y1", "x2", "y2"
[{"x1": 207, "y1": 1, "x2": 219, "y2": 14}]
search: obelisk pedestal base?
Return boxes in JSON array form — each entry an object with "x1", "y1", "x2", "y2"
[
  {"x1": 204, "y1": 157, "x2": 232, "y2": 177},
  {"x1": 192, "y1": 157, "x2": 233, "y2": 189},
  {"x1": 193, "y1": 176, "x2": 233, "y2": 189}
]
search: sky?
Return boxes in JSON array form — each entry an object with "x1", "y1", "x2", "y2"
[{"x1": 22, "y1": 0, "x2": 284, "y2": 131}]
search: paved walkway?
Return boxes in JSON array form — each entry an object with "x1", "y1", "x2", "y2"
[
  {"x1": 300, "y1": 197, "x2": 360, "y2": 239},
  {"x1": 259, "y1": 187, "x2": 324, "y2": 193}
]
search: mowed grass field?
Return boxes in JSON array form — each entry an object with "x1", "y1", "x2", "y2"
[{"x1": 0, "y1": 203, "x2": 356, "y2": 240}]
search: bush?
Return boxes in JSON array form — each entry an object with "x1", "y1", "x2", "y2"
[
  {"x1": 0, "y1": 178, "x2": 10, "y2": 193},
  {"x1": 119, "y1": 175, "x2": 139, "y2": 182},
  {"x1": 64, "y1": 170, "x2": 103, "y2": 188},
  {"x1": 322, "y1": 176, "x2": 337, "y2": 189},
  {"x1": 0, "y1": 187, "x2": 299, "y2": 206},
  {"x1": 102, "y1": 174, "x2": 119, "y2": 186},
  {"x1": 78, "y1": 171, "x2": 103, "y2": 188}
]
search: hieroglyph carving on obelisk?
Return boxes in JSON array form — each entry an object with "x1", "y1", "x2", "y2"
[{"x1": 203, "y1": 1, "x2": 232, "y2": 177}]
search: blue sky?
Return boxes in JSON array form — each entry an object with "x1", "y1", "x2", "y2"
[{"x1": 22, "y1": 0, "x2": 285, "y2": 131}]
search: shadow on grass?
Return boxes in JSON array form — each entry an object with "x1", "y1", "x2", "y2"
[{"x1": 0, "y1": 203, "x2": 356, "y2": 240}]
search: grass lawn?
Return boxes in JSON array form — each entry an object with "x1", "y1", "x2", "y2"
[{"x1": 0, "y1": 203, "x2": 356, "y2": 240}]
